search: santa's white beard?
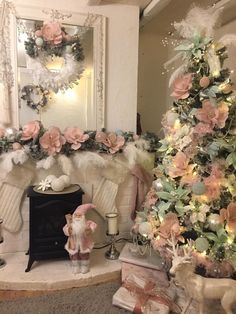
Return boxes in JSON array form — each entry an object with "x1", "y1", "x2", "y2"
[{"x1": 71, "y1": 215, "x2": 86, "y2": 237}]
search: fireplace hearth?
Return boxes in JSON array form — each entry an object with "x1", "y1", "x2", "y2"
[{"x1": 25, "y1": 185, "x2": 83, "y2": 272}]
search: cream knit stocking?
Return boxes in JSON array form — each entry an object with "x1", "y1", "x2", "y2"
[
  {"x1": 92, "y1": 178, "x2": 118, "y2": 219},
  {"x1": 0, "y1": 165, "x2": 34, "y2": 232}
]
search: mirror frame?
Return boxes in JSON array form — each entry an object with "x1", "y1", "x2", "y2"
[{"x1": 10, "y1": 5, "x2": 106, "y2": 130}]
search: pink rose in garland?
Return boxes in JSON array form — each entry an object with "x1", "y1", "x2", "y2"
[
  {"x1": 171, "y1": 73, "x2": 192, "y2": 100},
  {"x1": 21, "y1": 120, "x2": 40, "y2": 141},
  {"x1": 95, "y1": 131, "x2": 125, "y2": 154},
  {"x1": 64, "y1": 127, "x2": 89, "y2": 150},
  {"x1": 12, "y1": 142, "x2": 22, "y2": 151},
  {"x1": 40, "y1": 126, "x2": 66, "y2": 156},
  {"x1": 35, "y1": 21, "x2": 64, "y2": 45}
]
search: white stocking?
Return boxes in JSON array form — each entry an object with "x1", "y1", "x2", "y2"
[{"x1": 0, "y1": 165, "x2": 33, "y2": 232}]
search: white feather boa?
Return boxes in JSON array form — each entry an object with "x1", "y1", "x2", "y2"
[
  {"x1": 123, "y1": 140, "x2": 154, "y2": 172},
  {"x1": 0, "y1": 150, "x2": 28, "y2": 173},
  {"x1": 73, "y1": 151, "x2": 108, "y2": 170},
  {"x1": 57, "y1": 154, "x2": 73, "y2": 175},
  {"x1": 36, "y1": 155, "x2": 56, "y2": 170}
]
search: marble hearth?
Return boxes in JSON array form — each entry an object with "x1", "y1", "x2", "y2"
[{"x1": 0, "y1": 246, "x2": 122, "y2": 290}]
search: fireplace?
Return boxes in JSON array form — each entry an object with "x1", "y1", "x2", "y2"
[{"x1": 25, "y1": 185, "x2": 83, "y2": 272}]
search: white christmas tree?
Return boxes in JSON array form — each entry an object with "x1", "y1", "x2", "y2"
[{"x1": 134, "y1": 6, "x2": 236, "y2": 278}]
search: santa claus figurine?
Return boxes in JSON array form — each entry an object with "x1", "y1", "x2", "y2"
[{"x1": 63, "y1": 203, "x2": 97, "y2": 274}]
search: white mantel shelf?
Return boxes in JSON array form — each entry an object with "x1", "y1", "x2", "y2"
[{"x1": 0, "y1": 247, "x2": 121, "y2": 291}]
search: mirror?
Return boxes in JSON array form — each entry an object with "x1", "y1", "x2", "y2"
[{"x1": 11, "y1": 6, "x2": 106, "y2": 130}]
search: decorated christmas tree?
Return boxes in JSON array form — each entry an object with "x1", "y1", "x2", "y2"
[{"x1": 134, "y1": 6, "x2": 236, "y2": 278}]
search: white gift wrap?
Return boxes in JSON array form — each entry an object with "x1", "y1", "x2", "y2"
[
  {"x1": 112, "y1": 274, "x2": 177, "y2": 314},
  {"x1": 112, "y1": 286, "x2": 170, "y2": 313}
]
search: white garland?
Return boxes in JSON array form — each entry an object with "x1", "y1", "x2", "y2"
[{"x1": 26, "y1": 53, "x2": 84, "y2": 93}]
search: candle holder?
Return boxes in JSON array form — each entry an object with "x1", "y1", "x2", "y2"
[
  {"x1": 105, "y1": 213, "x2": 120, "y2": 260},
  {"x1": 0, "y1": 219, "x2": 6, "y2": 268},
  {"x1": 105, "y1": 232, "x2": 120, "y2": 260}
]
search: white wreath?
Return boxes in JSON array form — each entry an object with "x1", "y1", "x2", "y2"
[{"x1": 26, "y1": 54, "x2": 84, "y2": 93}]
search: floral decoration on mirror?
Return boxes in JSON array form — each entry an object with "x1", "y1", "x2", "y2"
[
  {"x1": 21, "y1": 85, "x2": 50, "y2": 113},
  {"x1": 24, "y1": 21, "x2": 85, "y2": 92}
]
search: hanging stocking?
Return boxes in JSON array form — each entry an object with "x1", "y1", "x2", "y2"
[
  {"x1": 92, "y1": 177, "x2": 118, "y2": 219},
  {"x1": 0, "y1": 165, "x2": 34, "y2": 232}
]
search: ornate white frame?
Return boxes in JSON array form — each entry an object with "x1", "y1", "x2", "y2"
[{"x1": 10, "y1": 5, "x2": 106, "y2": 130}]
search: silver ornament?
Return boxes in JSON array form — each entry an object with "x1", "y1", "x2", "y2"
[
  {"x1": 65, "y1": 45, "x2": 73, "y2": 54},
  {"x1": 207, "y1": 214, "x2": 221, "y2": 231},
  {"x1": 35, "y1": 37, "x2": 44, "y2": 47},
  {"x1": 152, "y1": 179, "x2": 163, "y2": 191},
  {"x1": 138, "y1": 222, "x2": 152, "y2": 237},
  {"x1": 5, "y1": 128, "x2": 17, "y2": 140}
]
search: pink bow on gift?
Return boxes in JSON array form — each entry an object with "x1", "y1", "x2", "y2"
[{"x1": 122, "y1": 276, "x2": 180, "y2": 314}]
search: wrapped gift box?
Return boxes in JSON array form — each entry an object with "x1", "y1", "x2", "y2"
[
  {"x1": 112, "y1": 273, "x2": 179, "y2": 314},
  {"x1": 119, "y1": 243, "x2": 169, "y2": 287}
]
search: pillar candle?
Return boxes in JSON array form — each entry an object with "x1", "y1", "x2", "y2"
[{"x1": 106, "y1": 213, "x2": 118, "y2": 235}]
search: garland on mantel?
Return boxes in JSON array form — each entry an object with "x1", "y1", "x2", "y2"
[{"x1": 0, "y1": 120, "x2": 159, "y2": 161}]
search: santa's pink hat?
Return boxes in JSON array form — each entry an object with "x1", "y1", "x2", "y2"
[{"x1": 73, "y1": 203, "x2": 96, "y2": 216}]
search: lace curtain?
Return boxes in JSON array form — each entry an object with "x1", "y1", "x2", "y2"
[{"x1": 0, "y1": 0, "x2": 15, "y2": 125}]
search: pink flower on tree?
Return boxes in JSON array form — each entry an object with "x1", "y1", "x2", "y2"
[
  {"x1": 143, "y1": 187, "x2": 158, "y2": 209},
  {"x1": 35, "y1": 21, "x2": 65, "y2": 45},
  {"x1": 168, "y1": 151, "x2": 189, "y2": 178},
  {"x1": 21, "y1": 120, "x2": 40, "y2": 141},
  {"x1": 155, "y1": 213, "x2": 184, "y2": 247},
  {"x1": 171, "y1": 73, "x2": 192, "y2": 100},
  {"x1": 64, "y1": 127, "x2": 89, "y2": 150},
  {"x1": 211, "y1": 160, "x2": 225, "y2": 179},
  {"x1": 193, "y1": 122, "x2": 213, "y2": 136},
  {"x1": 217, "y1": 101, "x2": 229, "y2": 128},
  {"x1": 204, "y1": 175, "x2": 221, "y2": 201},
  {"x1": 39, "y1": 126, "x2": 66, "y2": 155},
  {"x1": 195, "y1": 100, "x2": 229, "y2": 129},
  {"x1": 95, "y1": 131, "x2": 125, "y2": 154},
  {"x1": 220, "y1": 203, "x2": 236, "y2": 234},
  {"x1": 195, "y1": 100, "x2": 219, "y2": 126}
]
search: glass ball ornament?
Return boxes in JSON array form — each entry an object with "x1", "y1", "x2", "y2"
[
  {"x1": 152, "y1": 179, "x2": 163, "y2": 191},
  {"x1": 138, "y1": 221, "x2": 152, "y2": 237},
  {"x1": 195, "y1": 237, "x2": 209, "y2": 252},
  {"x1": 207, "y1": 213, "x2": 221, "y2": 231},
  {"x1": 5, "y1": 127, "x2": 17, "y2": 140},
  {"x1": 65, "y1": 45, "x2": 73, "y2": 54},
  {"x1": 35, "y1": 37, "x2": 44, "y2": 46},
  {"x1": 192, "y1": 181, "x2": 206, "y2": 195}
]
